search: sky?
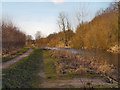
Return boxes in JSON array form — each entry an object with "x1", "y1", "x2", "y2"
[{"x1": 2, "y1": 1, "x2": 113, "y2": 38}]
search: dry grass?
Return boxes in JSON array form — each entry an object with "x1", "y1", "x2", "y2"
[{"x1": 49, "y1": 50, "x2": 118, "y2": 82}]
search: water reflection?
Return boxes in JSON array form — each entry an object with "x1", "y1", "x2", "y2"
[{"x1": 44, "y1": 47, "x2": 119, "y2": 68}]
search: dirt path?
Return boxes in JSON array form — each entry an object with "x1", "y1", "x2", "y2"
[
  {"x1": 1, "y1": 48, "x2": 33, "y2": 69},
  {"x1": 39, "y1": 72, "x2": 118, "y2": 88},
  {"x1": 38, "y1": 54, "x2": 48, "y2": 87},
  {"x1": 39, "y1": 78, "x2": 118, "y2": 88},
  {"x1": 38, "y1": 53, "x2": 118, "y2": 88}
]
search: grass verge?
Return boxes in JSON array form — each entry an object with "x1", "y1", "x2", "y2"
[
  {"x1": 2, "y1": 49, "x2": 43, "y2": 88},
  {"x1": 44, "y1": 50, "x2": 59, "y2": 80},
  {"x1": 2, "y1": 47, "x2": 29, "y2": 62}
]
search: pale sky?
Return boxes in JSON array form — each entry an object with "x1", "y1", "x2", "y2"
[{"x1": 2, "y1": 1, "x2": 114, "y2": 38}]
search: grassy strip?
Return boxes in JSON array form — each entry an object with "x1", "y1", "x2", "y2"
[
  {"x1": 44, "y1": 50, "x2": 59, "y2": 80},
  {"x1": 2, "y1": 47, "x2": 29, "y2": 62},
  {"x1": 2, "y1": 49, "x2": 43, "y2": 88}
]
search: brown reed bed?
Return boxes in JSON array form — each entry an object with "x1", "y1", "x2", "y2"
[{"x1": 48, "y1": 50, "x2": 119, "y2": 83}]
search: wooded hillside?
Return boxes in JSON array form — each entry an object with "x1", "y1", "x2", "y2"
[{"x1": 72, "y1": 5, "x2": 119, "y2": 49}]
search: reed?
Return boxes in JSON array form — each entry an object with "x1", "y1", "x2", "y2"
[{"x1": 49, "y1": 50, "x2": 118, "y2": 82}]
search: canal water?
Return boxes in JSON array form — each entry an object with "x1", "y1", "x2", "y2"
[{"x1": 45, "y1": 47, "x2": 119, "y2": 68}]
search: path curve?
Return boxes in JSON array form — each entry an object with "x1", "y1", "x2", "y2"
[{"x1": 1, "y1": 48, "x2": 33, "y2": 69}]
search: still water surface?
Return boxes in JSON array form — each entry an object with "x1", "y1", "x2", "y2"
[{"x1": 45, "y1": 47, "x2": 119, "y2": 68}]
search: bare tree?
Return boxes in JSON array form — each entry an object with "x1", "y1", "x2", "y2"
[
  {"x1": 2, "y1": 19, "x2": 26, "y2": 55},
  {"x1": 75, "y1": 5, "x2": 88, "y2": 26},
  {"x1": 35, "y1": 31, "x2": 41, "y2": 40},
  {"x1": 57, "y1": 12, "x2": 72, "y2": 46},
  {"x1": 58, "y1": 12, "x2": 66, "y2": 45},
  {"x1": 65, "y1": 15, "x2": 72, "y2": 41},
  {"x1": 35, "y1": 31, "x2": 42, "y2": 47},
  {"x1": 26, "y1": 35, "x2": 33, "y2": 41},
  {"x1": 66, "y1": 15, "x2": 71, "y2": 31},
  {"x1": 26, "y1": 35, "x2": 33, "y2": 47}
]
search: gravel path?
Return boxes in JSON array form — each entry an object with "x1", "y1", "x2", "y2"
[{"x1": 1, "y1": 48, "x2": 33, "y2": 69}]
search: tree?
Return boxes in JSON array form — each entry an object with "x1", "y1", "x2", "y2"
[
  {"x1": 26, "y1": 35, "x2": 33, "y2": 47},
  {"x1": 58, "y1": 12, "x2": 66, "y2": 44},
  {"x1": 2, "y1": 19, "x2": 26, "y2": 55},
  {"x1": 58, "y1": 12, "x2": 72, "y2": 46},
  {"x1": 26, "y1": 35, "x2": 33, "y2": 41},
  {"x1": 35, "y1": 31, "x2": 41, "y2": 40},
  {"x1": 72, "y1": 2, "x2": 118, "y2": 49},
  {"x1": 35, "y1": 31, "x2": 42, "y2": 47},
  {"x1": 75, "y1": 5, "x2": 88, "y2": 26}
]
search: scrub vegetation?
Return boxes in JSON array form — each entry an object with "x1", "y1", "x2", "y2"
[{"x1": 43, "y1": 49, "x2": 118, "y2": 88}]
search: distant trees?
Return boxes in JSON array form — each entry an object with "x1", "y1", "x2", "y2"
[
  {"x1": 47, "y1": 31, "x2": 74, "y2": 47},
  {"x1": 34, "y1": 31, "x2": 47, "y2": 48},
  {"x1": 26, "y1": 35, "x2": 33, "y2": 41},
  {"x1": 35, "y1": 31, "x2": 41, "y2": 40},
  {"x1": 47, "y1": 33, "x2": 58, "y2": 47},
  {"x1": 2, "y1": 19, "x2": 26, "y2": 55},
  {"x1": 35, "y1": 31, "x2": 41, "y2": 47},
  {"x1": 26, "y1": 35, "x2": 33, "y2": 47}
]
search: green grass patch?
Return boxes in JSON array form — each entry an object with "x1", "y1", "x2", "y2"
[
  {"x1": 57, "y1": 72, "x2": 104, "y2": 80},
  {"x1": 2, "y1": 47, "x2": 29, "y2": 62},
  {"x1": 44, "y1": 50, "x2": 59, "y2": 80},
  {"x1": 2, "y1": 49, "x2": 43, "y2": 88}
]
